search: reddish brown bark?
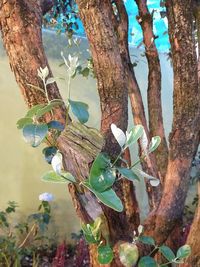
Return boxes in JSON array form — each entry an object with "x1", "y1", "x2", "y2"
[
  {"x1": 135, "y1": 0, "x2": 168, "y2": 181},
  {"x1": 1, "y1": 0, "x2": 200, "y2": 266},
  {"x1": 113, "y1": 0, "x2": 162, "y2": 209},
  {"x1": 1, "y1": 1, "x2": 140, "y2": 266},
  {"x1": 144, "y1": 0, "x2": 200, "y2": 245},
  {"x1": 76, "y1": 1, "x2": 140, "y2": 250},
  {"x1": 0, "y1": 0, "x2": 65, "y2": 124},
  {"x1": 182, "y1": 183, "x2": 200, "y2": 266}
]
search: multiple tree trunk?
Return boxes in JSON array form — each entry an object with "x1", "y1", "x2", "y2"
[{"x1": 0, "y1": 0, "x2": 200, "y2": 266}]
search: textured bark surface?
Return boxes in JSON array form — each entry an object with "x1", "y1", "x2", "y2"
[
  {"x1": 1, "y1": 0, "x2": 200, "y2": 266},
  {"x1": 144, "y1": 0, "x2": 200, "y2": 244},
  {"x1": 76, "y1": 1, "x2": 140, "y2": 256},
  {"x1": 0, "y1": 0, "x2": 66, "y2": 124},
  {"x1": 182, "y1": 183, "x2": 200, "y2": 267},
  {"x1": 0, "y1": 1, "x2": 140, "y2": 266},
  {"x1": 135, "y1": 0, "x2": 168, "y2": 181},
  {"x1": 112, "y1": 0, "x2": 162, "y2": 209}
]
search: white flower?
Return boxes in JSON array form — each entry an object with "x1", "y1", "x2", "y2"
[
  {"x1": 39, "y1": 192, "x2": 54, "y2": 202},
  {"x1": 61, "y1": 52, "x2": 79, "y2": 77},
  {"x1": 111, "y1": 123, "x2": 126, "y2": 147},
  {"x1": 51, "y1": 151, "x2": 63, "y2": 174}
]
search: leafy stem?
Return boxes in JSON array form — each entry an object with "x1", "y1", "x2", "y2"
[
  {"x1": 2, "y1": 252, "x2": 10, "y2": 267},
  {"x1": 42, "y1": 78, "x2": 50, "y2": 104},
  {"x1": 160, "y1": 261, "x2": 173, "y2": 266},
  {"x1": 148, "y1": 246, "x2": 158, "y2": 257},
  {"x1": 130, "y1": 153, "x2": 146, "y2": 169},
  {"x1": 18, "y1": 223, "x2": 37, "y2": 249},
  {"x1": 111, "y1": 149, "x2": 124, "y2": 167}
]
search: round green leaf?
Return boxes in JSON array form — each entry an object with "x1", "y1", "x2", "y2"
[
  {"x1": 17, "y1": 117, "x2": 33, "y2": 129},
  {"x1": 98, "y1": 245, "x2": 114, "y2": 265},
  {"x1": 119, "y1": 243, "x2": 139, "y2": 267},
  {"x1": 23, "y1": 123, "x2": 48, "y2": 147},
  {"x1": 176, "y1": 245, "x2": 191, "y2": 259},
  {"x1": 117, "y1": 167, "x2": 140, "y2": 181},
  {"x1": 138, "y1": 256, "x2": 158, "y2": 267},
  {"x1": 36, "y1": 101, "x2": 62, "y2": 118},
  {"x1": 26, "y1": 104, "x2": 46, "y2": 118},
  {"x1": 90, "y1": 169, "x2": 116, "y2": 192},
  {"x1": 159, "y1": 245, "x2": 175, "y2": 262},
  {"x1": 69, "y1": 99, "x2": 89, "y2": 124},
  {"x1": 42, "y1": 147, "x2": 58, "y2": 164},
  {"x1": 90, "y1": 153, "x2": 114, "y2": 192},
  {"x1": 47, "y1": 120, "x2": 64, "y2": 131},
  {"x1": 139, "y1": 236, "x2": 155, "y2": 246}
]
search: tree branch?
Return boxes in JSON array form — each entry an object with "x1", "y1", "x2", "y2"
[
  {"x1": 113, "y1": 0, "x2": 162, "y2": 209},
  {"x1": 135, "y1": 0, "x2": 168, "y2": 181}
]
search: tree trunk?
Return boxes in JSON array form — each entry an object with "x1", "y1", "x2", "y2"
[
  {"x1": 76, "y1": 0, "x2": 140, "y2": 247},
  {"x1": 144, "y1": 0, "x2": 200, "y2": 245},
  {"x1": 0, "y1": 0, "x2": 140, "y2": 266},
  {"x1": 182, "y1": 182, "x2": 200, "y2": 266}
]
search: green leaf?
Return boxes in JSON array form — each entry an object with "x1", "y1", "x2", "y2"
[
  {"x1": 89, "y1": 153, "x2": 114, "y2": 192},
  {"x1": 41, "y1": 171, "x2": 67, "y2": 183},
  {"x1": 42, "y1": 147, "x2": 58, "y2": 164},
  {"x1": 90, "y1": 169, "x2": 116, "y2": 192},
  {"x1": 81, "y1": 67, "x2": 90, "y2": 77},
  {"x1": 26, "y1": 104, "x2": 46, "y2": 118},
  {"x1": 148, "y1": 136, "x2": 161, "y2": 153},
  {"x1": 36, "y1": 101, "x2": 62, "y2": 118},
  {"x1": 119, "y1": 243, "x2": 139, "y2": 267},
  {"x1": 126, "y1": 125, "x2": 144, "y2": 147},
  {"x1": 61, "y1": 171, "x2": 76, "y2": 183},
  {"x1": 92, "y1": 217, "x2": 102, "y2": 237},
  {"x1": 16, "y1": 117, "x2": 33, "y2": 129},
  {"x1": 81, "y1": 223, "x2": 100, "y2": 244},
  {"x1": 139, "y1": 236, "x2": 155, "y2": 246},
  {"x1": 176, "y1": 245, "x2": 191, "y2": 259},
  {"x1": 138, "y1": 256, "x2": 158, "y2": 267},
  {"x1": 47, "y1": 121, "x2": 64, "y2": 131},
  {"x1": 98, "y1": 245, "x2": 114, "y2": 265},
  {"x1": 117, "y1": 167, "x2": 140, "y2": 181},
  {"x1": 41, "y1": 171, "x2": 76, "y2": 183},
  {"x1": 84, "y1": 181, "x2": 123, "y2": 212},
  {"x1": 46, "y1": 77, "x2": 56, "y2": 85},
  {"x1": 23, "y1": 123, "x2": 48, "y2": 147},
  {"x1": 69, "y1": 99, "x2": 89, "y2": 124},
  {"x1": 159, "y1": 245, "x2": 175, "y2": 262}
]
